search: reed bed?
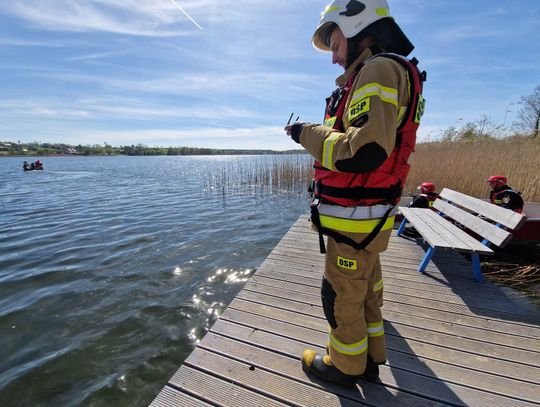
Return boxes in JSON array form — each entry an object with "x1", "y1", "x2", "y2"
[
  {"x1": 206, "y1": 137, "x2": 540, "y2": 202},
  {"x1": 406, "y1": 137, "x2": 540, "y2": 202},
  {"x1": 204, "y1": 154, "x2": 312, "y2": 197}
]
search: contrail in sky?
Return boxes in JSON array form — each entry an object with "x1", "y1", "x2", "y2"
[{"x1": 168, "y1": 0, "x2": 204, "y2": 31}]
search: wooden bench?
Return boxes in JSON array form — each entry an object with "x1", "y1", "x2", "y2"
[{"x1": 397, "y1": 188, "x2": 527, "y2": 282}]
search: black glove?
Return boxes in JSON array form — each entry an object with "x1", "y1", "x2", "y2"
[{"x1": 290, "y1": 122, "x2": 305, "y2": 144}]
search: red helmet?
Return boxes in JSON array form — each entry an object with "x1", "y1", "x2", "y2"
[
  {"x1": 419, "y1": 182, "x2": 436, "y2": 194},
  {"x1": 486, "y1": 175, "x2": 507, "y2": 186}
]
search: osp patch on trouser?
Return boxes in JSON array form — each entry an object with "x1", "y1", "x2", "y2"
[{"x1": 322, "y1": 236, "x2": 386, "y2": 376}]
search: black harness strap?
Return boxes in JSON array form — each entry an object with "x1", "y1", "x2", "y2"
[
  {"x1": 310, "y1": 201, "x2": 395, "y2": 254},
  {"x1": 316, "y1": 183, "x2": 402, "y2": 201}
]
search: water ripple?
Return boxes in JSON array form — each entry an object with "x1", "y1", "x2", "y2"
[{"x1": 0, "y1": 155, "x2": 310, "y2": 406}]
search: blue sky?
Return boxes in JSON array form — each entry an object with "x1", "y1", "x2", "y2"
[{"x1": 0, "y1": 0, "x2": 539, "y2": 150}]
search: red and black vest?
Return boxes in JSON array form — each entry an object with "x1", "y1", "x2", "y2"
[
  {"x1": 410, "y1": 192, "x2": 440, "y2": 208},
  {"x1": 490, "y1": 185, "x2": 524, "y2": 213},
  {"x1": 313, "y1": 53, "x2": 426, "y2": 207}
]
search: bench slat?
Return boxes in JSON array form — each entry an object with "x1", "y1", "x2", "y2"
[
  {"x1": 433, "y1": 199, "x2": 512, "y2": 247},
  {"x1": 439, "y1": 188, "x2": 526, "y2": 230},
  {"x1": 399, "y1": 208, "x2": 452, "y2": 249},
  {"x1": 425, "y1": 210, "x2": 493, "y2": 254},
  {"x1": 418, "y1": 210, "x2": 475, "y2": 251},
  {"x1": 400, "y1": 208, "x2": 493, "y2": 254},
  {"x1": 408, "y1": 209, "x2": 467, "y2": 250}
]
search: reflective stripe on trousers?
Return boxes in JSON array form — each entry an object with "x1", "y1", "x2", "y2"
[
  {"x1": 329, "y1": 332, "x2": 368, "y2": 356},
  {"x1": 367, "y1": 321, "x2": 384, "y2": 337}
]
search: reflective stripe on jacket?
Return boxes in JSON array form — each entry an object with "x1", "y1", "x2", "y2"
[{"x1": 317, "y1": 203, "x2": 396, "y2": 234}]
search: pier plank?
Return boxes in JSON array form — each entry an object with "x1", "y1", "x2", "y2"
[
  {"x1": 248, "y1": 274, "x2": 539, "y2": 327},
  {"x1": 223, "y1": 302, "x2": 540, "y2": 392},
  {"x1": 151, "y1": 216, "x2": 540, "y2": 407},
  {"x1": 241, "y1": 279, "x2": 540, "y2": 340},
  {"x1": 235, "y1": 289, "x2": 540, "y2": 359},
  {"x1": 168, "y1": 365, "x2": 292, "y2": 407},
  {"x1": 254, "y1": 261, "x2": 528, "y2": 315},
  {"x1": 150, "y1": 386, "x2": 214, "y2": 407}
]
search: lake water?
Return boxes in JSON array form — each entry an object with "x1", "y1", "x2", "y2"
[{"x1": 0, "y1": 155, "x2": 311, "y2": 407}]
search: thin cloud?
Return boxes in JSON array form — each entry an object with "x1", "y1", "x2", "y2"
[
  {"x1": 2, "y1": 126, "x2": 297, "y2": 150},
  {"x1": 0, "y1": 37, "x2": 61, "y2": 47},
  {"x1": 433, "y1": 25, "x2": 506, "y2": 42},
  {"x1": 89, "y1": 126, "x2": 296, "y2": 150},
  {"x1": 66, "y1": 51, "x2": 124, "y2": 62},
  {"x1": 0, "y1": 1, "x2": 200, "y2": 36},
  {"x1": 0, "y1": 97, "x2": 259, "y2": 121},
  {"x1": 25, "y1": 69, "x2": 322, "y2": 101}
]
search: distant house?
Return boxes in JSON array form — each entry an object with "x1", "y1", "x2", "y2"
[{"x1": 0, "y1": 142, "x2": 13, "y2": 151}]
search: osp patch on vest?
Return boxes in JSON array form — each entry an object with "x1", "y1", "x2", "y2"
[
  {"x1": 324, "y1": 116, "x2": 337, "y2": 128},
  {"x1": 337, "y1": 256, "x2": 357, "y2": 270},
  {"x1": 348, "y1": 97, "x2": 370, "y2": 122},
  {"x1": 414, "y1": 94, "x2": 425, "y2": 124}
]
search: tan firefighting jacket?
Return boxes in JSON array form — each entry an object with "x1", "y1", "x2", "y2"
[{"x1": 299, "y1": 48, "x2": 411, "y2": 252}]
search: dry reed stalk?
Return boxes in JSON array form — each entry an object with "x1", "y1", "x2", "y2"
[
  {"x1": 205, "y1": 155, "x2": 312, "y2": 196},
  {"x1": 406, "y1": 137, "x2": 540, "y2": 201},
  {"x1": 482, "y1": 261, "x2": 540, "y2": 298}
]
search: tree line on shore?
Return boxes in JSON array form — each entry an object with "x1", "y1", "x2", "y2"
[{"x1": 0, "y1": 142, "x2": 304, "y2": 156}]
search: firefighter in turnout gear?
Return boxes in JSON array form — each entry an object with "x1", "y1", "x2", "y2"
[
  {"x1": 402, "y1": 182, "x2": 439, "y2": 237},
  {"x1": 486, "y1": 175, "x2": 524, "y2": 214},
  {"x1": 410, "y1": 182, "x2": 439, "y2": 208},
  {"x1": 285, "y1": 0, "x2": 426, "y2": 386}
]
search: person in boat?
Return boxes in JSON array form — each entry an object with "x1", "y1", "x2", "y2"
[
  {"x1": 284, "y1": 0, "x2": 425, "y2": 386},
  {"x1": 30, "y1": 162, "x2": 36, "y2": 170},
  {"x1": 34, "y1": 160, "x2": 43, "y2": 170},
  {"x1": 23, "y1": 161, "x2": 30, "y2": 171},
  {"x1": 486, "y1": 175, "x2": 524, "y2": 214}
]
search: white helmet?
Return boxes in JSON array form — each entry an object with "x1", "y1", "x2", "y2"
[{"x1": 312, "y1": 0, "x2": 413, "y2": 56}]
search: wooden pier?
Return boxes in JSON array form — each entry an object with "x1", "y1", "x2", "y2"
[{"x1": 151, "y1": 216, "x2": 540, "y2": 407}]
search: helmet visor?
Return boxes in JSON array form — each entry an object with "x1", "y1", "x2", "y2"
[{"x1": 313, "y1": 22, "x2": 337, "y2": 51}]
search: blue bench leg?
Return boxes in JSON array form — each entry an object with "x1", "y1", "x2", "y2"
[
  {"x1": 471, "y1": 253, "x2": 484, "y2": 283},
  {"x1": 419, "y1": 246, "x2": 435, "y2": 274},
  {"x1": 397, "y1": 218, "x2": 408, "y2": 236}
]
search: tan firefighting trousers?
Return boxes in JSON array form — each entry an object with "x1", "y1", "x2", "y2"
[{"x1": 323, "y1": 235, "x2": 386, "y2": 376}]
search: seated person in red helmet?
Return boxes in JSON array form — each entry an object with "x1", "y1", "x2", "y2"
[
  {"x1": 402, "y1": 182, "x2": 440, "y2": 237},
  {"x1": 409, "y1": 182, "x2": 439, "y2": 208},
  {"x1": 486, "y1": 175, "x2": 524, "y2": 214}
]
